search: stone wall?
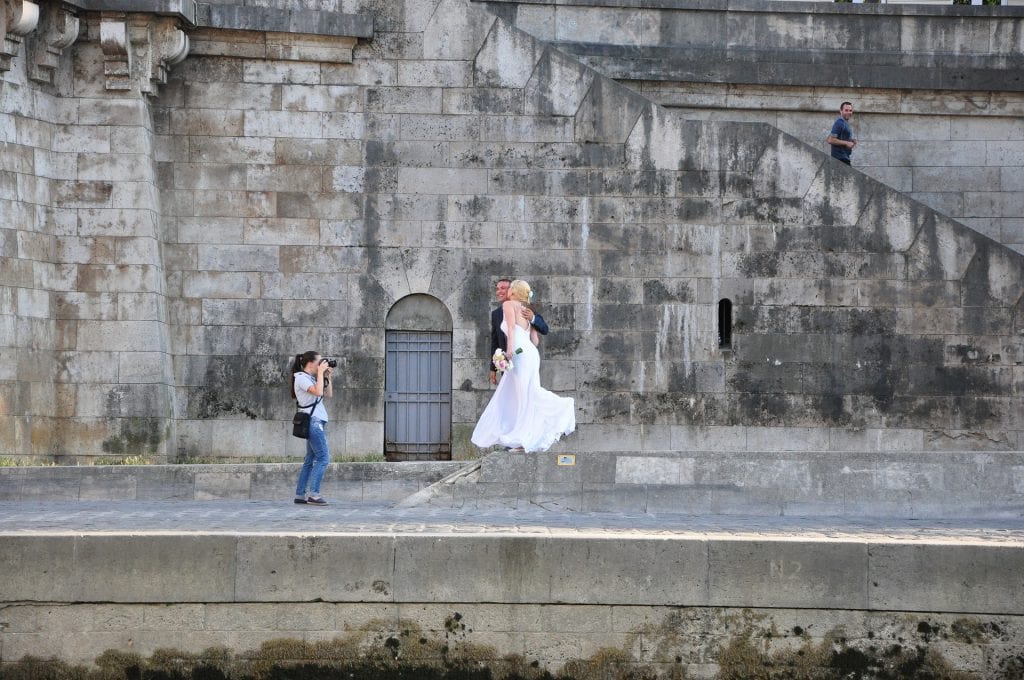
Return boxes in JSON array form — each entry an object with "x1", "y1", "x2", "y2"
[
  {"x1": 641, "y1": 87, "x2": 1024, "y2": 256},
  {"x1": 2, "y1": 524, "x2": 1023, "y2": 674},
  {"x1": 494, "y1": 0, "x2": 1024, "y2": 254},
  {"x1": 2, "y1": 0, "x2": 1024, "y2": 461},
  {"x1": 3, "y1": 602, "x2": 1022, "y2": 677},
  {"x1": 1, "y1": 4, "x2": 183, "y2": 460}
]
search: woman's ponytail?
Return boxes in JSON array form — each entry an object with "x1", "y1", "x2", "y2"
[{"x1": 288, "y1": 351, "x2": 319, "y2": 398}]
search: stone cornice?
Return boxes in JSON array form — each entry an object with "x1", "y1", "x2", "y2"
[
  {"x1": 2, "y1": 0, "x2": 373, "y2": 92},
  {"x1": 1, "y1": 0, "x2": 42, "y2": 70},
  {"x1": 64, "y1": 0, "x2": 194, "y2": 24},
  {"x1": 478, "y1": 0, "x2": 1024, "y2": 18},
  {"x1": 195, "y1": 4, "x2": 372, "y2": 38}
]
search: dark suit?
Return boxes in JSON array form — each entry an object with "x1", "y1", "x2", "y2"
[{"x1": 490, "y1": 305, "x2": 549, "y2": 370}]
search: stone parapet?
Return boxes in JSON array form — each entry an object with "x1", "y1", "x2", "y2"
[
  {"x1": 489, "y1": 0, "x2": 1024, "y2": 92},
  {"x1": 1, "y1": 530, "x2": 1021, "y2": 614}
]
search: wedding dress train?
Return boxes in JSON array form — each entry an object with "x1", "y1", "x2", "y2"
[{"x1": 471, "y1": 321, "x2": 575, "y2": 453}]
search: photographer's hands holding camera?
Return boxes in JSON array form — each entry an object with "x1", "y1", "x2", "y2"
[
  {"x1": 318, "y1": 359, "x2": 334, "y2": 396},
  {"x1": 305, "y1": 356, "x2": 334, "y2": 398}
]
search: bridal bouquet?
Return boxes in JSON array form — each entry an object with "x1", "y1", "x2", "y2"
[{"x1": 492, "y1": 348, "x2": 522, "y2": 374}]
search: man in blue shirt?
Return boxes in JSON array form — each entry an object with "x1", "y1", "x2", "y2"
[{"x1": 826, "y1": 101, "x2": 857, "y2": 165}]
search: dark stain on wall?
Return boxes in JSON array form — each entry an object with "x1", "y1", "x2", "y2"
[
  {"x1": 101, "y1": 417, "x2": 165, "y2": 455},
  {"x1": 3, "y1": 611, "x2": 1019, "y2": 680}
]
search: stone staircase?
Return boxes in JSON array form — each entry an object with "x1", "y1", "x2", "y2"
[{"x1": 403, "y1": 450, "x2": 1024, "y2": 519}]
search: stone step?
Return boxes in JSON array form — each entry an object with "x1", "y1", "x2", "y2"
[
  {"x1": 409, "y1": 450, "x2": 1024, "y2": 519},
  {"x1": 0, "y1": 461, "x2": 463, "y2": 503}
]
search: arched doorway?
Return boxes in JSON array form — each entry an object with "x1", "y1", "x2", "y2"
[{"x1": 384, "y1": 295, "x2": 453, "y2": 461}]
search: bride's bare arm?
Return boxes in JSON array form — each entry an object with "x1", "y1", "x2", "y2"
[
  {"x1": 502, "y1": 300, "x2": 517, "y2": 353},
  {"x1": 530, "y1": 326, "x2": 539, "y2": 346}
]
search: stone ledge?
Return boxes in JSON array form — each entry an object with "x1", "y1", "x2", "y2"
[
  {"x1": 571, "y1": 47, "x2": 1024, "y2": 93},
  {"x1": 480, "y1": 0, "x2": 1024, "y2": 18},
  {"x1": 0, "y1": 532, "x2": 1020, "y2": 614},
  {"x1": 486, "y1": 0, "x2": 1024, "y2": 92},
  {"x1": 194, "y1": 4, "x2": 373, "y2": 37},
  {"x1": 65, "y1": 0, "x2": 197, "y2": 24},
  {"x1": 0, "y1": 462, "x2": 465, "y2": 502}
]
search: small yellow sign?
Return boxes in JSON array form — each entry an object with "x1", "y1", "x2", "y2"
[{"x1": 556, "y1": 454, "x2": 576, "y2": 466}]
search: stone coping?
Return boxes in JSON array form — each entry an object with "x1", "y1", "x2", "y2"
[
  {"x1": 506, "y1": 0, "x2": 1024, "y2": 91},
  {"x1": 480, "y1": 0, "x2": 1024, "y2": 17},
  {"x1": 55, "y1": 0, "x2": 376, "y2": 38},
  {"x1": 64, "y1": 0, "x2": 198, "y2": 23},
  {"x1": 195, "y1": 4, "x2": 374, "y2": 37},
  {"x1": 1, "y1": 521, "x2": 1021, "y2": 614}
]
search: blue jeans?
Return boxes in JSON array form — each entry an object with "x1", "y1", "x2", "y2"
[{"x1": 295, "y1": 418, "x2": 329, "y2": 498}]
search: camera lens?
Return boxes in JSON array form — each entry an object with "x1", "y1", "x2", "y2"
[{"x1": 326, "y1": 359, "x2": 338, "y2": 368}]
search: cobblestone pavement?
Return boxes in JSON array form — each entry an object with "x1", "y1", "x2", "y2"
[{"x1": 0, "y1": 500, "x2": 1021, "y2": 544}]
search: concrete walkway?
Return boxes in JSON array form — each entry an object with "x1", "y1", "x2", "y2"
[{"x1": 1, "y1": 500, "x2": 1021, "y2": 545}]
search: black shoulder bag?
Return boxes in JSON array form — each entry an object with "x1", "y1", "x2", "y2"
[{"x1": 292, "y1": 395, "x2": 322, "y2": 439}]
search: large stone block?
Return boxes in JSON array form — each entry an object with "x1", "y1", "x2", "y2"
[
  {"x1": 185, "y1": 82, "x2": 276, "y2": 111},
  {"x1": 709, "y1": 540, "x2": 869, "y2": 609},
  {"x1": 201, "y1": 299, "x2": 282, "y2": 326},
  {"x1": 480, "y1": 115, "x2": 573, "y2": 143},
  {"x1": 76, "y1": 320, "x2": 165, "y2": 352},
  {"x1": 906, "y1": 214, "x2": 979, "y2": 281},
  {"x1": 198, "y1": 243, "x2": 276, "y2": 274},
  {"x1": 474, "y1": 20, "x2": 543, "y2": 90},
  {"x1": 869, "y1": 544, "x2": 1024, "y2": 615},
  {"x1": 236, "y1": 535, "x2": 395, "y2": 602},
  {"x1": 396, "y1": 168, "x2": 489, "y2": 197},
  {"x1": 575, "y1": 77, "x2": 647, "y2": 145},
  {"x1": 366, "y1": 86, "x2": 442, "y2": 114},
  {"x1": 169, "y1": 109, "x2": 245, "y2": 137},
  {"x1": 0, "y1": 535, "x2": 236, "y2": 602},
  {"x1": 423, "y1": 0, "x2": 496, "y2": 60}
]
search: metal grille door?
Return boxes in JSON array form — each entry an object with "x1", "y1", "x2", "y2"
[{"x1": 384, "y1": 330, "x2": 452, "y2": 460}]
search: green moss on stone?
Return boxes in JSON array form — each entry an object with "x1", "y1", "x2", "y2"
[{"x1": 0, "y1": 613, "x2": 1010, "y2": 680}]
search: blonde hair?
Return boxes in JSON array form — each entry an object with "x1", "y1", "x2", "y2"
[{"x1": 508, "y1": 280, "x2": 531, "y2": 302}]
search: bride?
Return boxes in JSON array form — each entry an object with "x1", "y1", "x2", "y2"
[{"x1": 472, "y1": 279, "x2": 575, "y2": 452}]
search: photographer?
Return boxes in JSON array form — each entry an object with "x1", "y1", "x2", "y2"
[{"x1": 290, "y1": 351, "x2": 334, "y2": 506}]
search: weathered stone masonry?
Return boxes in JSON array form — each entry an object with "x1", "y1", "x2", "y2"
[
  {"x1": 501, "y1": 0, "x2": 1024, "y2": 253},
  {"x1": 1, "y1": 0, "x2": 1024, "y2": 461}
]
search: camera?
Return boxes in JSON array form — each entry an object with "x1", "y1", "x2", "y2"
[{"x1": 320, "y1": 358, "x2": 338, "y2": 368}]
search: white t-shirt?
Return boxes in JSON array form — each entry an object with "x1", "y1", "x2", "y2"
[{"x1": 294, "y1": 372, "x2": 329, "y2": 422}]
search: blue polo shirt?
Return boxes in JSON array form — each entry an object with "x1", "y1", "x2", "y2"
[{"x1": 830, "y1": 117, "x2": 853, "y2": 162}]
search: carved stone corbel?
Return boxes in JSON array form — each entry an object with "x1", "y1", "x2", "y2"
[
  {"x1": 28, "y1": 2, "x2": 79, "y2": 84},
  {"x1": 99, "y1": 11, "x2": 129, "y2": 90},
  {"x1": 129, "y1": 14, "x2": 187, "y2": 95},
  {"x1": 1, "y1": 0, "x2": 40, "y2": 71}
]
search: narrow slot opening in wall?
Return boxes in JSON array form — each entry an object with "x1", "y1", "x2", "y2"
[{"x1": 718, "y1": 299, "x2": 732, "y2": 349}]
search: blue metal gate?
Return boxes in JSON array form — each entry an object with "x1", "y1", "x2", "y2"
[{"x1": 384, "y1": 330, "x2": 452, "y2": 460}]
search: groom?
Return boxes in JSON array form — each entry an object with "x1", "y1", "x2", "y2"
[{"x1": 489, "y1": 277, "x2": 549, "y2": 385}]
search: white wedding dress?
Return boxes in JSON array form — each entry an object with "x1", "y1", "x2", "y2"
[{"x1": 472, "y1": 320, "x2": 576, "y2": 452}]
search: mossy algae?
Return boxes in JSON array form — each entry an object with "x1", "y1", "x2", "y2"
[{"x1": 0, "y1": 613, "x2": 1016, "y2": 680}]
